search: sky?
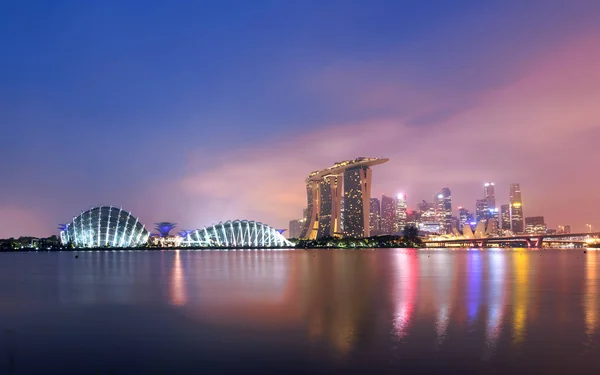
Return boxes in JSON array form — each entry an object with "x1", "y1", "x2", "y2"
[{"x1": 1, "y1": 0, "x2": 600, "y2": 238}]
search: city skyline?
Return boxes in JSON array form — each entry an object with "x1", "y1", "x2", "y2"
[{"x1": 2, "y1": 1, "x2": 600, "y2": 237}]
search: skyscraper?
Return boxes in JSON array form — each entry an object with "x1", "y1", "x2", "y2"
[
  {"x1": 380, "y1": 194, "x2": 396, "y2": 235},
  {"x1": 369, "y1": 198, "x2": 381, "y2": 235},
  {"x1": 395, "y1": 193, "x2": 407, "y2": 232},
  {"x1": 301, "y1": 157, "x2": 388, "y2": 239},
  {"x1": 289, "y1": 218, "x2": 306, "y2": 239},
  {"x1": 500, "y1": 204, "x2": 511, "y2": 230},
  {"x1": 484, "y1": 182, "x2": 496, "y2": 210},
  {"x1": 418, "y1": 200, "x2": 436, "y2": 224},
  {"x1": 434, "y1": 188, "x2": 452, "y2": 234},
  {"x1": 510, "y1": 183, "x2": 524, "y2": 234},
  {"x1": 458, "y1": 207, "x2": 470, "y2": 232},
  {"x1": 475, "y1": 199, "x2": 489, "y2": 222},
  {"x1": 557, "y1": 225, "x2": 571, "y2": 234},
  {"x1": 525, "y1": 216, "x2": 546, "y2": 234}
]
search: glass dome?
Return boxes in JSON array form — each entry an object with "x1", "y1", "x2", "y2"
[
  {"x1": 60, "y1": 206, "x2": 149, "y2": 248},
  {"x1": 182, "y1": 220, "x2": 292, "y2": 248}
]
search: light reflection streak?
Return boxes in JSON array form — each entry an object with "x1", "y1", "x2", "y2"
[
  {"x1": 484, "y1": 252, "x2": 506, "y2": 356},
  {"x1": 433, "y1": 253, "x2": 452, "y2": 345},
  {"x1": 467, "y1": 252, "x2": 482, "y2": 324},
  {"x1": 392, "y1": 251, "x2": 418, "y2": 341},
  {"x1": 585, "y1": 252, "x2": 598, "y2": 335},
  {"x1": 170, "y1": 250, "x2": 187, "y2": 306},
  {"x1": 512, "y1": 252, "x2": 528, "y2": 344}
]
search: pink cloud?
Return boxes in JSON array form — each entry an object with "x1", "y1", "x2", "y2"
[{"x1": 176, "y1": 32, "x2": 600, "y2": 233}]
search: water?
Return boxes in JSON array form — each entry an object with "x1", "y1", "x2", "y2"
[{"x1": 0, "y1": 248, "x2": 599, "y2": 374}]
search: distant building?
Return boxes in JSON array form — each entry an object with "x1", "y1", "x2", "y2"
[
  {"x1": 525, "y1": 216, "x2": 546, "y2": 235},
  {"x1": 546, "y1": 229, "x2": 557, "y2": 235},
  {"x1": 289, "y1": 218, "x2": 306, "y2": 239},
  {"x1": 557, "y1": 225, "x2": 571, "y2": 235},
  {"x1": 419, "y1": 222, "x2": 442, "y2": 234},
  {"x1": 458, "y1": 207, "x2": 471, "y2": 232},
  {"x1": 395, "y1": 193, "x2": 407, "y2": 232},
  {"x1": 380, "y1": 195, "x2": 396, "y2": 234},
  {"x1": 434, "y1": 188, "x2": 452, "y2": 234},
  {"x1": 418, "y1": 200, "x2": 436, "y2": 225},
  {"x1": 406, "y1": 209, "x2": 419, "y2": 229},
  {"x1": 484, "y1": 182, "x2": 496, "y2": 210},
  {"x1": 369, "y1": 198, "x2": 381, "y2": 235},
  {"x1": 475, "y1": 199, "x2": 489, "y2": 223},
  {"x1": 487, "y1": 208, "x2": 500, "y2": 235},
  {"x1": 510, "y1": 183, "x2": 524, "y2": 234},
  {"x1": 501, "y1": 204, "x2": 511, "y2": 230}
]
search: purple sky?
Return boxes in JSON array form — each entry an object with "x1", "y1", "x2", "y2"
[{"x1": 1, "y1": 0, "x2": 600, "y2": 237}]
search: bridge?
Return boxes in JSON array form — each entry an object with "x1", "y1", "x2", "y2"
[{"x1": 423, "y1": 232, "x2": 600, "y2": 248}]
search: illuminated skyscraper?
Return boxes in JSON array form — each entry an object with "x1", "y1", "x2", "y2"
[
  {"x1": 380, "y1": 194, "x2": 396, "y2": 235},
  {"x1": 434, "y1": 188, "x2": 452, "y2": 234},
  {"x1": 510, "y1": 183, "x2": 524, "y2": 234},
  {"x1": 458, "y1": 207, "x2": 471, "y2": 232},
  {"x1": 475, "y1": 199, "x2": 489, "y2": 222},
  {"x1": 418, "y1": 200, "x2": 436, "y2": 224},
  {"x1": 301, "y1": 157, "x2": 388, "y2": 239},
  {"x1": 484, "y1": 182, "x2": 496, "y2": 210},
  {"x1": 501, "y1": 204, "x2": 511, "y2": 230},
  {"x1": 525, "y1": 216, "x2": 546, "y2": 234},
  {"x1": 369, "y1": 198, "x2": 381, "y2": 235},
  {"x1": 289, "y1": 218, "x2": 305, "y2": 239},
  {"x1": 395, "y1": 193, "x2": 407, "y2": 232}
]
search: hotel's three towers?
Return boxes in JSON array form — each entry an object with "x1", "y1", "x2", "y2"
[{"x1": 301, "y1": 157, "x2": 389, "y2": 239}]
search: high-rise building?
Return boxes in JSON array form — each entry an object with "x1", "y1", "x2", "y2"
[
  {"x1": 484, "y1": 182, "x2": 496, "y2": 210},
  {"x1": 510, "y1": 183, "x2": 524, "y2": 234},
  {"x1": 487, "y1": 207, "x2": 500, "y2": 235},
  {"x1": 434, "y1": 188, "x2": 452, "y2": 234},
  {"x1": 525, "y1": 216, "x2": 546, "y2": 234},
  {"x1": 418, "y1": 200, "x2": 436, "y2": 223},
  {"x1": 289, "y1": 218, "x2": 306, "y2": 238},
  {"x1": 301, "y1": 157, "x2": 388, "y2": 239},
  {"x1": 395, "y1": 193, "x2": 407, "y2": 232},
  {"x1": 369, "y1": 198, "x2": 381, "y2": 235},
  {"x1": 380, "y1": 194, "x2": 396, "y2": 235},
  {"x1": 475, "y1": 199, "x2": 489, "y2": 222},
  {"x1": 406, "y1": 209, "x2": 419, "y2": 229},
  {"x1": 458, "y1": 207, "x2": 471, "y2": 232},
  {"x1": 500, "y1": 204, "x2": 511, "y2": 230},
  {"x1": 557, "y1": 225, "x2": 571, "y2": 234}
]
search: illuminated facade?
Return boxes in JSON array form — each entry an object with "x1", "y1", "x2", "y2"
[
  {"x1": 434, "y1": 188, "x2": 452, "y2": 234},
  {"x1": 458, "y1": 207, "x2": 472, "y2": 232},
  {"x1": 183, "y1": 220, "x2": 293, "y2": 247},
  {"x1": 525, "y1": 216, "x2": 546, "y2": 235},
  {"x1": 369, "y1": 198, "x2": 381, "y2": 235},
  {"x1": 475, "y1": 198, "x2": 489, "y2": 222},
  {"x1": 510, "y1": 183, "x2": 524, "y2": 234},
  {"x1": 395, "y1": 193, "x2": 407, "y2": 232},
  {"x1": 484, "y1": 182, "x2": 496, "y2": 209},
  {"x1": 59, "y1": 206, "x2": 149, "y2": 248},
  {"x1": 301, "y1": 157, "x2": 388, "y2": 239},
  {"x1": 380, "y1": 194, "x2": 396, "y2": 234},
  {"x1": 501, "y1": 204, "x2": 511, "y2": 230}
]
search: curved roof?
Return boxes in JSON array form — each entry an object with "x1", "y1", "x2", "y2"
[
  {"x1": 306, "y1": 157, "x2": 389, "y2": 183},
  {"x1": 59, "y1": 206, "x2": 149, "y2": 248},
  {"x1": 182, "y1": 220, "x2": 293, "y2": 248}
]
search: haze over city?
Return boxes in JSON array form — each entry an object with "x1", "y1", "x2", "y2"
[{"x1": 2, "y1": 0, "x2": 600, "y2": 238}]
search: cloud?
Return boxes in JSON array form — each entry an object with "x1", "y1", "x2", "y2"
[{"x1": 177, "y1": 32, "x2": 600, "y2": 232}]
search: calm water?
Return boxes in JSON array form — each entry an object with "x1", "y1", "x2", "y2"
[{"x1": 1, "y1": 248, "x2": 599, "y2": 374}]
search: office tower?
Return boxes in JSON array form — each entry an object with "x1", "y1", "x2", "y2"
[
  {"x1": 487, "y1": 207, "x2": 500, "y2": 235},
  {"x1": 369, "y1": 198, "x2": 381, "y2": 235},
  {"x1": 484, "y1": 182, "x2": 496, "y2": 210},
  {"x1": 434, "y1": 188, "x2": 452, "y2": 234},
  {"x1": 289, "y1": 218, "x2": 306, "y2": 239},
  {"x1": 458, "y1": 207, "x2": 470, "y2": 232},
  {"x1": 557, "y1": 225, "x2": 571, "y2": 234},
  {"x1": 475, "y1": 199, "x2": 489, "y2": 222},
  {"x1": 380, "y1": 194, "x2": 396, "y2": 234},
  {"x1": 395, "y1": 193, "x2": 407, "y2": 232},
  {"x1": 510, "y1": 183, "x2": 524, "y2": 234},
  {"x1": 501, "y1": 204, "x2": 511, "y2": 230},
  {"x1": 405, "y1": 209, "x2": 419, "y2": 229},
  {"x1": 301, "y1": 157, "x2": 388, "y2": 239},
  {"x1": 418, "y1": 200, "x2": 436, "y2": 223},
  {"x1": 525, "y1": 216, "x2": 546, "y2": 234}
]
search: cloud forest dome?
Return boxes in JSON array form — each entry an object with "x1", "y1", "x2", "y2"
[
  {"x1": 182, "y1": 220, "x2": 292, "y2": 248},
  {"x1": 59, "y1": 206, "x2": 149, "y2": 248}
]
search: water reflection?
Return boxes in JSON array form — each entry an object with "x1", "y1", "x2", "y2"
[
  {"x1": 169, "y1": 250, "x2": 187, "y2": 306},
  {"x1": 3, "y1": 249, "x2": 600, "y2": 374}
]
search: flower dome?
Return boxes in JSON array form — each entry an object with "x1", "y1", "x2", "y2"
[
  {"x1": 60, "y1": 206, "x2": 149, "y2": 248},
  {"x1": 181, "y1": 220, "x2": 292, "y2": 248}
]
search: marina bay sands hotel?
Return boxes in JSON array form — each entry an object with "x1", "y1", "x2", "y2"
[{"x1": 301, "y1": 157, "x2": 389, "y2": 239}]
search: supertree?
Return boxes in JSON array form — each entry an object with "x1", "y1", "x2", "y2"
[{"x1": 155, "y1": 222, "x2": 177, "y2": 237}]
